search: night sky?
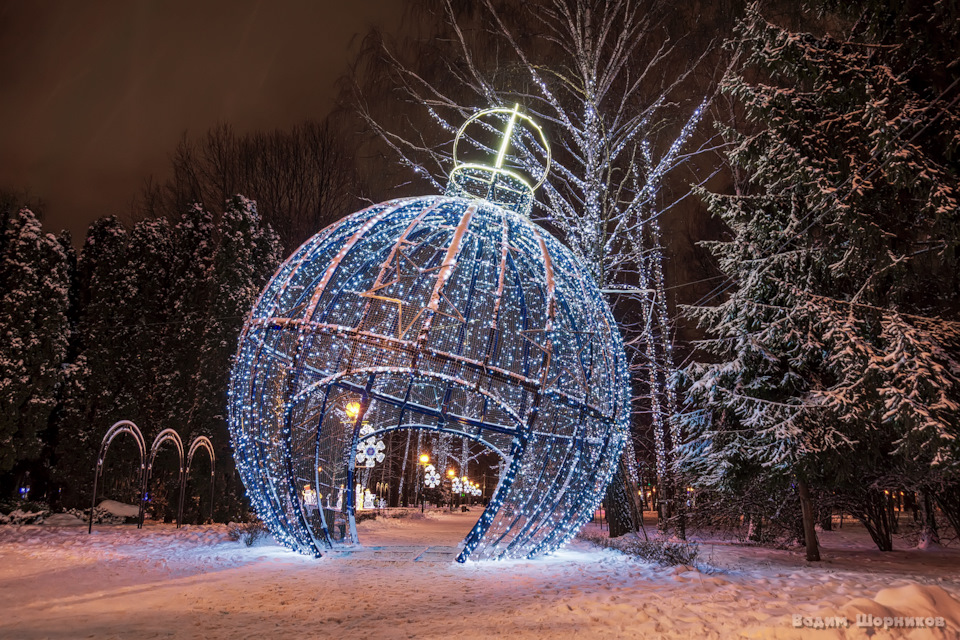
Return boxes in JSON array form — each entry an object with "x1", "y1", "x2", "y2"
[{"x1": 0, "y1": 0, "x2": 404, "y2": 240}]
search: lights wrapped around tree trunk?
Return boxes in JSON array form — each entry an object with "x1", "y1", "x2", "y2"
[{"x1": 227, "y1": 105, "x2": 630, "y2": 561}]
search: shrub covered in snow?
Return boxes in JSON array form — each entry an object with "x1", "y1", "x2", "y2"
[
  {"x1": 0, "y1": 499, "x2": 51, "y2": 525},
  {"x1": 579, "y1": 530, "x2": 701, "y2": 566},
  {"x1": 226, "y1": 520, "x2": 270, "y2": 547},
  {"x1": 0, "y1": 508, "x2": 49, "y2": 525},
  {"x1": 64, "y1": 507, "x2": 129, "y2": 526}
]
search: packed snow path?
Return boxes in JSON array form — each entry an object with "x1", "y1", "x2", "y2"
[{"x1": 2, "y1": 511, "x2": 960, "y2": 639}]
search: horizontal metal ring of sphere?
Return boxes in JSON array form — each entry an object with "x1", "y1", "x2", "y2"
[{"x1": 249, "y1": 321, "x2": 616, "y2": 422}]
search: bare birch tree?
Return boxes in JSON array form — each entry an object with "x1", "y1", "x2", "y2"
[{"x1": 350, "y1": 0, "x2": 723, "y2": 531}]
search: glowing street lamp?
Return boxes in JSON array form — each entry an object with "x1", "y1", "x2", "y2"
[{"x1": 345, "y1": 401, "x2": 361, "y2": 420}]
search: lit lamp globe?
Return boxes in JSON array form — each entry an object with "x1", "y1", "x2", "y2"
[{"x1": 228, "y1": 105, "x2": 630, "y2": 562}]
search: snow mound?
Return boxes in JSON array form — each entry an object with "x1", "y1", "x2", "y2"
[
  {"x1": 842, "y1": 584, "x2": 960, "y2": 632},
  {"x1": 42, "y1": 513, "x2": 84, "y2": 526},
  {"x1": 97, "y1": 500, "x2": 139, "y2": 518}
]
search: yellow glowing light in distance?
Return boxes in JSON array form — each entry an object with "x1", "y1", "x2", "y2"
[{"x1": 345, "y1": 402, "x2": 361, "y2": 419}]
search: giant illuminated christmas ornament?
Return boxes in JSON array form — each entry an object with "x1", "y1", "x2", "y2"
[{"x1": 228, "y1": 106, "x2": 630, "y2": 562}]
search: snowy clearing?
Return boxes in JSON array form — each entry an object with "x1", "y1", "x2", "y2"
[{"x1": 2, "y1": 511, "x2": 959, "y2": 639}]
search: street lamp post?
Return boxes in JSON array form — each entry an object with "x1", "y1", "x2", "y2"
[
  {"x1": 446, "y1": 468, "x2": 456, "y2": 511},
  {"x1": 419, "y1": 453, "x2": 430, "y2": 513}
]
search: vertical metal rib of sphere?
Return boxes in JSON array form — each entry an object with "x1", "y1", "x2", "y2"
[{"x1": 227, "y1": 195, "x2": 629, "y2": 560}]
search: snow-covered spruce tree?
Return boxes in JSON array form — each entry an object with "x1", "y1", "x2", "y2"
[
  {"x1": 353, "y1": 0, "x2": 717, "y2": 534},
  {"x1": 189, "y1": 195, "x2": 282, "y2": 521},
  {"x1": 678, "y1": 2, "x2": 960, "y2": 556},
  {"x1": 0, "y1": 209, "x2": 70, "y2": 473},
  {"x1": 162, "y1": 203, "x2": 217, "y2": 435},
  {"x1": 119, "y1": 218, "x2": 176, "y2": 421},
  {"x1": 113, "y1": 218, "x2": 183, "y2": 519},
  {"x1": 53, "y1": 217, "x2": 135, "y2": 505},
  {"x1": 53, "y1": 201, "x2": 281, "y2": 518},
  {"x1": 56, "y1": 216, "x2": 182, "y2": 510}
]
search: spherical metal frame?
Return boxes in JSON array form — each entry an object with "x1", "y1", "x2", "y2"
[{"x1": 228, "y1": 195, "x2": 630, "y2": 561}]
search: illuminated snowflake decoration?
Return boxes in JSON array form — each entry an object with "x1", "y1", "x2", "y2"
[
  {"x1": 228, "y1": 106, "x2": 630, "y2": 561},
  {"x1": 424, "y1": 465, "x2": 441, "y2": 489},
  {"x1": 451, "y1": 477, "x2": 464, "y2": 494},
  {"x1": 355, "y1": 424, "x2": 385, "y2": 468}
]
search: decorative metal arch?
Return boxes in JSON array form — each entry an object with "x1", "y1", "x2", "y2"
[
  {"x1": 88, "y1": 420, "x2": 147, "y2": 534},
  {"x1": 145, "y1": 429, "x2": 185, "y2": 528},
  {"x1": 182, "y1": 436, "x2": 216, "y2": 525}
]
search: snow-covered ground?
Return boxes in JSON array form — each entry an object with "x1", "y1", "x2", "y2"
[{"x1": 2, "y1": 510, "x2": 959, "y2": 639}]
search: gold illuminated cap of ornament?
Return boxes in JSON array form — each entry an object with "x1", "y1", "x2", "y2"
[{"x1": 446, "y1": 104, "x2": 550, "y2": 216}]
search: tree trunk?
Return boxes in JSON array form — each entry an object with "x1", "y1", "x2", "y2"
[
  {"x1": 936, "y1": 486, "x2": 960, "y2": 540},
  {"x1": 856, "y1": 489, "x2": 894, "y2": 551},
  {"x1": 675, "y1": 492, "x2": 687, "y2": 540},
  {"x1": 657, "y1": 485, "x2": 671, "y2": 534},
  {"x1": 797, "y1": 478, "x2": 821, "y2": 561},
  {"x1": 398, "y1": 430, "x2": 411, "y2": 507},
  {"x1": 604, "y1": 459, "x2": 642, "y2": 538},
  {"x1": 918, "y1": 490, "x2": 940, "y2": 549},
  {"x1": 888, "y1": 491, "x2": 899, "y2": 534},
  {"x1": 818, "y1": 506, "x2": 832, "y2": 532}
]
